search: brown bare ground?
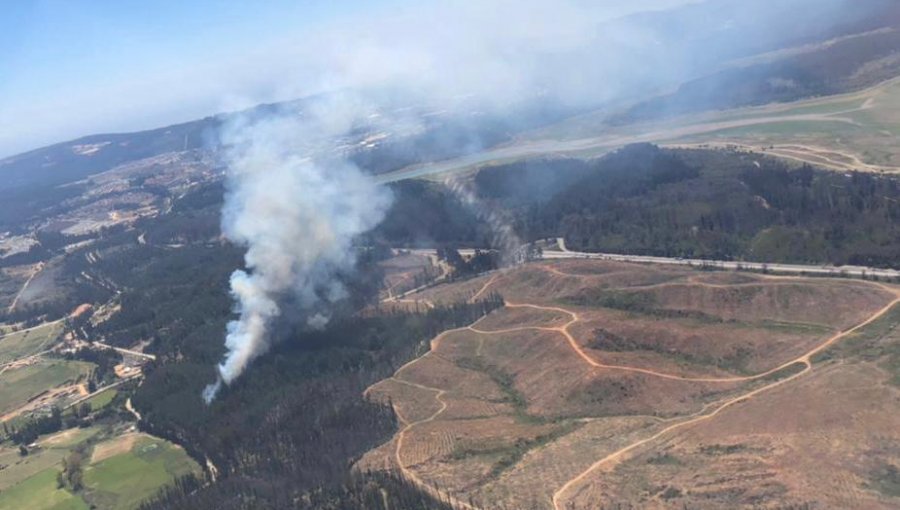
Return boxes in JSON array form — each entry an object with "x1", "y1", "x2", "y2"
[
  {"x1": 360, "y1": 259, "x2": 900, "y2": 509},
  {"x1": 568, "y1": 362, "x2": 900, "y2": 509},
  {"x1": 91, "y1": 432, "x2": 139, "y2": 463},
  {"x1": 568, "y1": 307, "x2": 832, "y2": 375}
]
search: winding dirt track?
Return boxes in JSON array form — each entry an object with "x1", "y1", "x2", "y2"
[
  {"x1": 374, "y1": 323, "x2": 487, "y2": 510},
  {"x1": 368, "y1": 271, "x2": 900, "y2": 510},
  {"x1": 7, "y1": 262, "x2": 44, "y2": 313},
  {"x1": 552, "y1": 290, "x2": 900, "y2": 510},
  {"x1": 363, "y1": 277, "x2": 499, "y2": 509}
]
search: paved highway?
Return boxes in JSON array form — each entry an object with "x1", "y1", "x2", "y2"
[
  {"x1": 547, "y1": 237, "x2": 900, "y2": 280},
  {"x1": 402, "y1": 240, "x2": 900, "y2": 281}
]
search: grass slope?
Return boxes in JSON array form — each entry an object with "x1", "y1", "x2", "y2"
[
  {"x1": 0, "y1": 322, "x2": 63, "y2": 365},
  {"x1": 0, "y1": 468, "x2": 88, "y2": 510},
  {"x1": 83, "y1": 435, "x2": 200, "y2": 509}
]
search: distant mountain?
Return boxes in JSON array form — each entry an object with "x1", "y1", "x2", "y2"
[
  {"x1": 2, "y1": 0, "x2": 895, "y2": 203},
  {"x1": 0, "y1": 117, "x2": 220, "y2": 193},
  {"x1": 611, "y1": 0, "x2": 900, "y2": 123}
]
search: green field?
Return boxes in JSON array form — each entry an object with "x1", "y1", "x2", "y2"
[
  {"x1": 0, "y1": 427, "x2": 198, "y2": 510},
  {"x1": 0, "y1": 443, "x2": 68, "y2": 491},
  {"x1": 40, "y1": 426, "x2": 104, "y2": 449},
  {"x1": 692, "y1": 119, "x2": 865, "y2": 138},
  {"x1": 83, "y1": 435, "x2": 201, "y2": 509},
  {"x1": 64, "y1": 389, "x2": 119, "y2": 421},
  {"x1": 0, "y1": 359, "x2": 93, "y2": 415},
  {"x1": 83, "y1": 388, "x2": 117, "y2": 412},
  {"x1": 670, "y1": 80, "x2": 900, "y2": 169},
  {"x1": 0, "y1": 321, "x2": 63, "y2": 365},
  {"x1": 0, "y1": 468, "x2": 88, "y2": 510},
  {"x1": 0, "y1": 427, "x2": 102, "y2": 491}
]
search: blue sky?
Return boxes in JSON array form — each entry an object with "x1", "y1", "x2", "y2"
[
  {"x1": 0, "y1": 0, "x2": 698, "y2": 157},
  {"x1": 0, "y1": 1, "x2": 386, "y2": 156}
]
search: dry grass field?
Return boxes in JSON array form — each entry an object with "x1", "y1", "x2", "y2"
[
  {"x1": 520, "y1": 78, "x2": 900, "y2": 174},
  {"x1": 359, "y1": 258, "x2": 900, "y2": 509}
]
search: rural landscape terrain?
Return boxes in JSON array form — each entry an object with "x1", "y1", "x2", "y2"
[
  {"x1": 363, "y1": 258, "x2": 900, "y2": 508},
  {"x1": 1, "y1": 0, "x2": 900, "y2": 509}
]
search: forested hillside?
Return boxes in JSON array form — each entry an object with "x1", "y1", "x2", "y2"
[
  {"x1": 379, "y1": 144, "x2": 900, "y2": 268},
  {"x1": 60, "y1": 181, "x2": 505, "y2": 507},
  {"x1": 20, "y1": 142, "x2": 898, "y2": 508}
]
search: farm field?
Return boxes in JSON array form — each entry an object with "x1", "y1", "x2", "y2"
[
  {"x1": 359, "y1": 259, "x2": 900, "y2": 509},
  {"x1": 83, "y1": 433, "x2": 201, "y2": 509},
  {"x1": 0, "y1": 427, "x2": 200, "y2": 510},
  {"x1": 81, "y1": 388, "x2": 117, "y2": 412},
  {"x1": 0, "y1": 320, "x2": 63, "y2": 365},
  {"x1": 380, "y1": 252, "x2": 442, "y2": 301},
  {"x1": 0, "y1": 468, "x2": 88, "y2": 510},
  {"x1": 0, "y1": 359, "x2": 93, "y2": 416}
]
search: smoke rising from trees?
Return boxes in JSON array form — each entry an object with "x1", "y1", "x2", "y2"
[
  {"x1": 203, "y1": 0, "x2": 867, "y2": 400},
  {"x1": 203, "y1": 99, "x2": 392, "y2": 402}
]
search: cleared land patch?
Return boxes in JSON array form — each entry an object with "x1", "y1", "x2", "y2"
[
  {"x1": 361, "y1": 259, "x2": 900, "y2": 509},
  {"x1": 571, "y1": 361, "x2": 900, "y2": 509}
]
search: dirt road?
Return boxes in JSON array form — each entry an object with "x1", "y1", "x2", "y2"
[
  {"x1": 551, "y1": 290, "x2": 900, "y2": 510},
  {"x1": 7, "y1": 262, "x2": 44, "y2": 313},
  {"x1": 366, "y1": 323, "x2": 486, "y2": 510},
  {"x1": 366, "y1": 265, "x2": 899, "y2": 510}
]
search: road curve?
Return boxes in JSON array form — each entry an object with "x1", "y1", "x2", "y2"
[{"x1": 551, "y1": 293, "x2": 900, "y2": 510}]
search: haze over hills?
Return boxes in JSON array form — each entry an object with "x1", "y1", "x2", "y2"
[{"x1": 1, "y1": 1, "x2": 900, "y2": 509}]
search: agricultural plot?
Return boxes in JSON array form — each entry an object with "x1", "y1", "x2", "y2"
[
  {"x1": 0, "y1": 427, "x2": 199, "y2": 510},
  {"x1": 380, "y1": 252, "x2": 438, "y2": 297},
  {"x1": 0, "y1": 321, "x2": 63, "y2": 365},
  {"x1": 0, "y1": 468, "x2": 88, "y2": 510},
  {"x1": 0, "y1": 359, "x2": 93, "y2": 416},
  {"x1": 359, "y1": 259, "x2": 900, "y2": 509},
  {"x1": 0, "y1": 427, "x2": 103, "y2": 509},
  {"x1": 82, "y1": 388, "x2": 117, "y2": 412},
  {"x1": 82, "y1": 433, "x2": 201, "y2": 509}
]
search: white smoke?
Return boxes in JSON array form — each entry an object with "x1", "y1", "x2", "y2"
[
  {"x1": 199, "y1": 0, "x2": 861, "y2": 400},
  {"x1": 203, "y1": 101, "x2": 391, "y2": 402},
  {"x1": 443, "y1": 175, "x2": 523, "y2": 265}
]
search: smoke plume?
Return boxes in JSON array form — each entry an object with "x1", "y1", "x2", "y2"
[
  {"x1": 443, "y1": 175, "x2": 523, "y2": 265},
  {"x1": 200, "y1": 0, "x2": 867, "y2": 400},
  {"x1": 203, "y1": 100, "x2": 391, "y2": 402}
]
